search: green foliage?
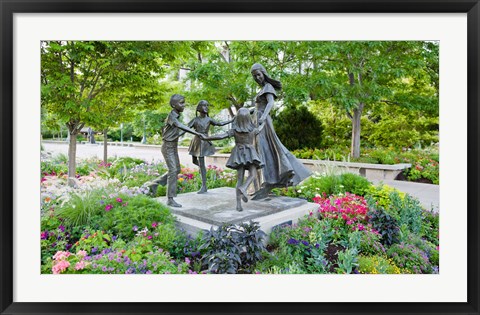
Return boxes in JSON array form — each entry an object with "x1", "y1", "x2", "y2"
[
  {"x1": 275, "y1": 172, "x2": 372, "y2": 201},
  {"x1": 420, "y1": 210, "x2": 439, "y2": 246},
  {"x1": 336, "y1": 248, "x2": 359, "y2": 274},
  {"x1": 387, "y1": 243, "x2": 434, "y2": 274},
  {"x1": 367, "y1": 206, "x2": 400, "y2": 246},
  {"x1": 272, "y1": 105, "x2": 323, "y2": 151},
  {"x1": 358, "y1": 230, "x2": 386, "y2": 256},
  {"x1": 365, "y1": 185, "x2": 406, "y2": 214},
  {"x1": 96, "y1": 194, "x2": 175, "y2": 239},
  {"x1": 198, "y1": 222, "x2": 267, "y2": 274},
  {"x1": 392, "y1": 194, "x2": 424, "y2": 235},
  {"x1": 357, "y1": 255, "x2": 401, "y2": 274},
  {"x1": 55, "y1": 188, "x2": 108, "y2": 227}
]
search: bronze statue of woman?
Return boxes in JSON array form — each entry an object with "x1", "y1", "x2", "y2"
[{"x1": 250, "y1": 63, "x2": 311, "y2": 199}]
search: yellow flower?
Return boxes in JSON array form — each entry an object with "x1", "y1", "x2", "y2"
[{"x1": 178, "y1": 178, "x2": 184, "y2": 182}]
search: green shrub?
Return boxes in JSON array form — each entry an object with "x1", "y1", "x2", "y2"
[
  {"x1": 339, "y1": 173, "x2": 372, "y2": 196},
  {"x1": 365, "y1": 185, "x2": 406, "y2": 216},
  {"x1": 96, "y1": 194, "x2": 175, "y2": 239},
  {"x1": 273, "y1": 105, "x2": 323, "y2": 151}
]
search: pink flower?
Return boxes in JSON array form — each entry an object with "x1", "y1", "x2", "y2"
[
  {"x1": 52, "y1": 260, "x2": 70, "y2": 274},
  {"x1": 116, "y1": 198, "x2": 123, "y2": 203},
  {"x1": 75, "y1": 261, "x2": 86, "y2": 270},
  {"x1": 105, "y1": 204, "x2": 113, "y2": 212},
  {"x1": 76, "y1": 250, "x2": 87, "y2": 258},
  {"x1": 346, "y1": 220, "x2": 353, "y2": 225},
  {"x1": 53, "y1": 251, "x2": 71, "y2": 261},
  {"x1": 185, "y1": 257, "x2": 191, "y2": 265},
  {"x1": 152, "y1": 222, "x2": 158, "y2": 228},
  {"x1": 147, "y1": 235, "x2": 153, "y2": 240}
]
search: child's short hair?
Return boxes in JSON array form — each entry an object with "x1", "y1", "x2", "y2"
[
  {"x1": 196, "y1": 100, "x2": 210, "y2": 116},
  {"x1": 170, "y1": 94, "x2": 185, "y2": 107}
]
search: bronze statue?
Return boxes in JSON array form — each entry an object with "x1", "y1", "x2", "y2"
[
  {"x1": 148, "y1": 94, "x2": 205, "y2": 207},
  {"x1": 187, "y1": 100, "x2": 232, "y2": 194},
  {"x1": 250, "y1": 63, "x2": 311, "y2": 199},
  {"x1": 204, "y1": 108, "x2": 264, "y2": 211}
]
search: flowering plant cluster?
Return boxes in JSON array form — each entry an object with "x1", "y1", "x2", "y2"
[{"x1": 314, "y1": 193, "x2": 369, "y2": 228}]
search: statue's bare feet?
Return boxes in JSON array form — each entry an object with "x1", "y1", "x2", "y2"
[{"x1": 236, "y1": 204, "x2": 243, "y2": 212}]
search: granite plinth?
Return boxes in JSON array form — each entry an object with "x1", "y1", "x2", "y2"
[{"x1": 156, "y1": 187, "x2": 318, "y2": 236}]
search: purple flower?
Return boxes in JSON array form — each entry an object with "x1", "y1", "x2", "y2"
[
  {"x1": 91, "y1": 247, "x2": 98, "y2": 253},
  {"x1": 287, "y1": 238, "x2": 299, "y2": 245},
  {"x1": 65, "y1": 243, "x2": 72, "y2": 251},
  {"x1": 116, "y1": 198, "x2": 123, "y2": 203},
  {"x1": 301, "y1": 240, "x2": 309, "y2": 246},
  {"x1": 58, "y1": 225, "x2": 65, "y2": 232},
  {"x1": 133, "y1": 226, "x2": 138, "y2": 232},
  {"x1": 105, "y1": 204, "x2": 113, "y2": 212},
  {"x1": 99, "y1": 200, "x2": 105, "y2": 205},
  {"x1": 40, "y1": 231, "x2": 49, "y2": 240}
]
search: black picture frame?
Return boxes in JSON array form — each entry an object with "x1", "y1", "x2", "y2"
[{"x1": 1, "y1": 1, "x2": 479, "y2": 314}]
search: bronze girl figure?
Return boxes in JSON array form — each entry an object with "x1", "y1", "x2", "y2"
[
  {"x1": 250, "y1": 63, "x2": 311, "y2": 199},
  {"x1": 188, "y1": 100, "x2": 232, "y2": 194},
  {"x1": 204, "y1": 108, "x2": 264, "y2": 211}
]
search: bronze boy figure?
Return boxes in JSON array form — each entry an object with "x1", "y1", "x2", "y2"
[{"x1": 148, "y1": 94, "x2": 205, "y2": 207}]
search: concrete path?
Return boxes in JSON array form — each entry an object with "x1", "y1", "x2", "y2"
[
  {"x1": 42, "y1": 141, "x2": 439, "y2": 212},
  {"x1": 372, "y1": 179, "x2": 439, "y2": 213}
]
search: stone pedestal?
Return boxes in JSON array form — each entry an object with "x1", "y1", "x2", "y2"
[{"x1": 156, "y1": 187, "x2": 318, "y2": 237}]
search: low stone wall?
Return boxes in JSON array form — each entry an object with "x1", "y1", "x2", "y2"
[{"x1": 206, "y1": 154, "x2": 411, "y2": 181}]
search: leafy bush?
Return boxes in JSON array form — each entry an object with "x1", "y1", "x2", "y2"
[
  {"x1": 365, "y1": 185, "x2": 406, "y2": 215},
  {"x1": 96, "y1": 194, "x2": 175, "y2": 239},
  {"x1": 199, "y1": 222, "x2": 267, "y2": 274},
  {"x1": 367, "y1": 206, "x2": 400, "y2": 246},
  {"x1": 273, "y1": 105, "x2": 323, "y2": 151}
]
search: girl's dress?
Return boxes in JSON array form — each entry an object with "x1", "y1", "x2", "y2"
[
  {"x1": 253, "y1": 83, "x2": 311, "y2": 187},
  {"x1": 188, "y1": 117, "x2": 222, "y2": 158},
  {"x1": 225, "y1": 129, "x2": 263, "y2": 170}
]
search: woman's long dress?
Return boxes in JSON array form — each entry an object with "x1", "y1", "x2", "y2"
[{"x1": 253, "y1": 83, "x2": 311, "y2": 188}]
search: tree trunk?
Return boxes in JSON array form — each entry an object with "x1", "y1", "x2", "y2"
[
  {"x1": 67, "y1": 131, "x2": 77, "y2": 187},
  {"x1": 103, "y1": 129, "x2": 108, "y2": 165},
  {"x1": 350, "y1": 103, "x2": 364, "y2": 159}
]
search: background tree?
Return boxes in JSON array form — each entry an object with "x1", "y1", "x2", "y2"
[{"x1": 41, "y1": 41, "x2": 189, "y2": 184}]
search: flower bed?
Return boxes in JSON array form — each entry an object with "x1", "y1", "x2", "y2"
[{"x1": 41, "y1": 155, "x2": 439, "y2": 274}]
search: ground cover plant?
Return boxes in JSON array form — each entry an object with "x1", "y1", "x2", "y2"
[{"x1": 41, "y1": 155, "x2": 439, "y2": 274}]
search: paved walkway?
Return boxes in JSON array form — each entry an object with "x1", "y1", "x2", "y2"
[{"x1": 42, "y1": 141, "x2": 439, "y2": 212}]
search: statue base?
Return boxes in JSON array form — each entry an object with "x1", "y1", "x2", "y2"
[{"x1": 156, "y1": 187, "x2": 317, "y2": 237}]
